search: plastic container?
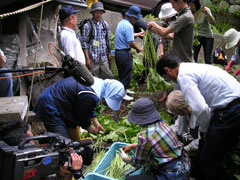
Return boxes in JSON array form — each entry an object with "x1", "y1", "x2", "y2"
[
  {"x1": 82, "y1": 173, "x2": 114, "y2": 180},
  {"x1": 91, "y1": 142, "x2": 142, "y2": 179}
]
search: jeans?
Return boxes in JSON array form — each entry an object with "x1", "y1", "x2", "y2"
[
  {"x1": 115, "y1": 49, "x2": 132, "y2": 89},
  {"x1": 193, "y1": 36, "x2": 214, "y2": 64},
  {"x1": 199, "y1": 103, "x2": 240, "y2": 180},
  {"x1": 126, "y1": 155, "x2": 189, "y2": 180}
]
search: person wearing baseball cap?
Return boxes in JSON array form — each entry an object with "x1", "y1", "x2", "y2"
[
  {"x1": 59, "y1": 5, "x2": 86, "y2": 65},
  {"x1": 91, "y1": 76, "x2": 125, "y2": 111},
  {"x1": 224, "y1": 28, "x2": 240, "y2": 75},
  {"x1": 120, "y1": 98, "x2": 190, "y2": 180},
  {"x1": 114, "y1": 6, "x2": 143, "y2": 101}
]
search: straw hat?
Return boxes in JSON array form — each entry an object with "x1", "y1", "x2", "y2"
[
  {"x1": 223, "y1": 28, "x2": 240, "y2": 49},
  {"x1": 159, "y1": 3, "x2": 177, "y2": 19}
]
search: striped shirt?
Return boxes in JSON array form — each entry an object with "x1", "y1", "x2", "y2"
[
  {"x1": 130, "y1": 121, "x2": 184, "y2": 168},
  {"x1": 81, "y1": 19, "x2": 111, "y2": 63}
]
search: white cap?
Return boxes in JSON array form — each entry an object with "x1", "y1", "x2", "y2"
[
  {"x1": 158, "y1": 3, "x2": 177, "y2": 19},
  {"x1": 223, "y1": 28, "x2": 240, "y2": 49}
]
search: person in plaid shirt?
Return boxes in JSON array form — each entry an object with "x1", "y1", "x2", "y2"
[
  {"x1": 82, "y1": 2, "x2": 113, "y2": 79},
  {"x1": 120, "y1": 98, "x2": 190, "y2": 180}
]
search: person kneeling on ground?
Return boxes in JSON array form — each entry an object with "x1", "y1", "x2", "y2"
[
  {"x1": 0, "y1": 120, "x2": 82, "y2": 180},
  {"x1": 120, "y1": 98, "x2": 190, "y2": 180}
]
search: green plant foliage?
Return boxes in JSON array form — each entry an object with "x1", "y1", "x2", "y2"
[
  {"x1": 158, "y1": 110, "x2": 173, "y2": 126},
  {"x1": 142, "y1": 30, "x2": 173, "y2": 92},
  {"x1": 144, "y1": 14, "x2": 160, "y2": 21},
  {"x1": 81, "y1": 112, "x2": 142, "y2": 144},
  {"x1": 193, "y1": 24, "x2": 200, "y2": 46},
  {"x1": 146, "y1": 68, "x2": 173, "y2": 92}
]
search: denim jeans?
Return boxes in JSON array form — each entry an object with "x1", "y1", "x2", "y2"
[
  {"x1": 115, "y1": 49, "x2": 132, "y2": 90},
  {"x1": 199, "y1": 103, "x2": 240, "y2": 180},
  {"x1": 193, "y1": 36, "x2": 214, "y2": 64}
]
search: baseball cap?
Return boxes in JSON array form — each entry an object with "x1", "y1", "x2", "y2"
[{"x1": 59, "y1": 5, "x2": 80, "y2": 22}]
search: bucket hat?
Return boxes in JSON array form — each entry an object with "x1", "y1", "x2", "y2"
[
  {"x1": 125, "y1": 6, "x2": 142, "y2": 19},
  {"x1": 59, "y1": 5, "x2": 80, "y2": 22},
  {"x1": 90, "y1": 2, "x2": 105, "y2": 13},
  {"x1": 223, "y1": 28, "x2": 240, "y2": 49},
  {"x1": 91, "y1": 77, "x2": 124, "y2": 111},
  {"x1": 127, "y1": 98, "x2": 160, "y2": 125},
  {"x1": 158, "y1": 3, "x2": 177, "y2": 19}
]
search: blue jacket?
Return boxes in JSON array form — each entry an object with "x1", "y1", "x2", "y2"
[{"x1": 34, "y1": 77, "x2": 99, "y2": 129}]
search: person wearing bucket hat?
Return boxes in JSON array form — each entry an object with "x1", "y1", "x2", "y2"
[
  {"x1": 156, "y1": 54, "x2": 240, "y2": 180},
  {"x1": 148, "y1": 0, "x2": 195, "y2": 62},
  {"x1": 81, "y1": 2, "x2": 113, "y2": 79},
  {"x1": 158, "y1": 3, "x2": 177, "y2": 59},
  {"x1": 59, "y1": 5, "x2": 86, "y2": 65},
  {"x1": 188, "y1": 0, "x2": 215, "y2": 65},
  {"x1": 224, "y1": 28, "x2": 240, "y2": 75},
  {"x1": 115, "y1": 6, "x2": 143, "y2": 101},
  {"x1": 120, "y1": 98, "x2": 190, "y2": 180}
]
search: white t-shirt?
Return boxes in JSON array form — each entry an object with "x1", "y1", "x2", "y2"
[{"x1": 60, "y1": 27, "x2": 86, "y2": 65}]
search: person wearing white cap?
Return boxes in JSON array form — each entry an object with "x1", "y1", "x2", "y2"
[
  {"x1": 224, "y1": 28, "x2": 240, "y2": 75},
  {"x1": 157, "y1": 3, "x2": 177, "y2": 103},
  {"x1": 158, "y1": 3, "x2": 177, "y2": 59},
  {"x1": 148, "y1": 0, "x2": 195, "y2": 62}
]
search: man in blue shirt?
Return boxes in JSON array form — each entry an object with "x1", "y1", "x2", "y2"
[
  {"x1": 114, "y1": 6, "x2": 142, "y2": 101},
  {"x1": 156, "y1": 54, "x2": 240, "y2": 180}
]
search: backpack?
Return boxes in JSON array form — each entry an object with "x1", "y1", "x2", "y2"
[
  {"x1": 78, "y1": 18, "x2": 110, "y2": 51},
  {"x1": 212, "y1": 46, "x2": 228, "y2": 66}
]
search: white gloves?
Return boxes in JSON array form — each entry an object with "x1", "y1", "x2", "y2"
[{"x1": 119, "y1": 148, "x2": 128, "y2": 159}]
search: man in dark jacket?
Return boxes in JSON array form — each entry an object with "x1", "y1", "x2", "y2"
[{"x1": 34, "y1": 76, "x2": 124, "y2": 139}]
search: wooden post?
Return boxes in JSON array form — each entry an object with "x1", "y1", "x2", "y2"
[{"x1": 19, "y1": 13, "x2": 28, "y2": 96}]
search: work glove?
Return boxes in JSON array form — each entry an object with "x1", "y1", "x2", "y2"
[{"x1": 119, "y1": 148, "x2": 128, "y2": 159}]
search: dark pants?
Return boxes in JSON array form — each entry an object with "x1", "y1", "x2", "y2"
[
  {"x1": 115, "y1": 49, "x2": 132, "y2": 90},
  {"x1": 193, "y1": 36, "x2": 214, "y2": 64},
  {"x1": 199, "y1": 101, "x2": 240, "y2": 180}
]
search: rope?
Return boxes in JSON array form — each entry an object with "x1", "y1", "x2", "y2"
[
  {"x1": 0, "y1": 0, "x2": 53, "y2": 19},
  {"x1": 25, "y1": 1, "x2": 45, "y2": 123}
]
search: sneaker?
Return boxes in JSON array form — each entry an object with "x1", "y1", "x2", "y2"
[
  {"x1": 123, "y1": 94, "x2": 134, "y2": 101},
  {"x1": 126, "y1": 89, "x2": 135, "y2": 95}
]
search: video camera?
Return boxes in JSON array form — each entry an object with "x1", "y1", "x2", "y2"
[{"x1": 0, "y1": 132, "x2": 93, "y2": 180}]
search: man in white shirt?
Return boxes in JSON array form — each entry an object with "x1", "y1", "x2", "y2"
[
  {"x1": 156, "y1": 54, "x2": 240, "y2": 180},
  {"x1": 59, "y1": 5, "x2": 86, "y2": 64}
]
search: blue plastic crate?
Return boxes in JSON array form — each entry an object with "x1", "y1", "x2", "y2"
[
  {"x1": 92, "y1": 142, "x2": 142, "y2": 179},
  {"x1": 81, "y1": 173, "x2": 114, "y2": 180}
]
